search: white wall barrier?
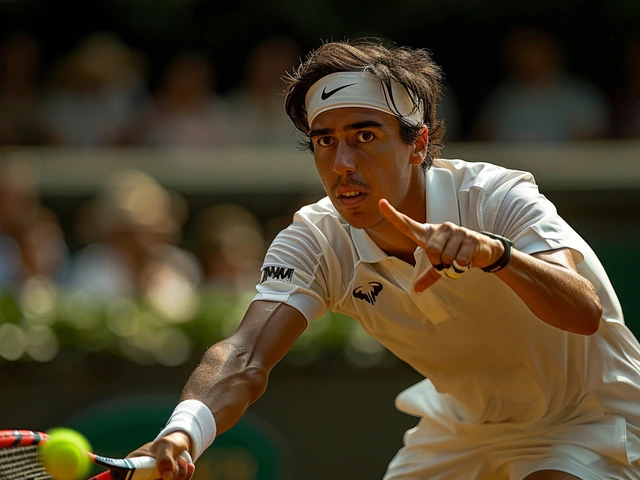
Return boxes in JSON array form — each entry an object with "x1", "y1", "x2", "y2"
[{"x1": 1, "y1": 141, "x2": 639, "y2": 194}]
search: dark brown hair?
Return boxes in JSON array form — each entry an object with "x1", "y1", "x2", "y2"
[{"x1": 283, "y1": 38, "x2": 446, "y2": 169}]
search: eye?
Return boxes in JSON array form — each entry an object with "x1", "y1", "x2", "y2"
[
  {"x1": 315, "y1": 136, "x2": 334, "y2": 147},
  {"x1": 355, "y1": 131, "x2": 375, "y2": 143}
]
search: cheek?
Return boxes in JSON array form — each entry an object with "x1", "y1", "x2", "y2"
[
  {"x1": 313, "y1": 155, "x2": 336, "y2": 187},
  {"x1": 314, "y1": 154, "x2": 330, "y2": 175},
  {"x1": 376, "y1": 160, "x2": 412, "y2": 196}
]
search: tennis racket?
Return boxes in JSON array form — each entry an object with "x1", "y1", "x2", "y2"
[{"x1": 0, "y1": 430, "x2": 192, "y2": 480}]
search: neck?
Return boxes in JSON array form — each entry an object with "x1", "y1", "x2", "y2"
[{"x1": 367, "y1": 226, "x2": 420, "y2": 265}]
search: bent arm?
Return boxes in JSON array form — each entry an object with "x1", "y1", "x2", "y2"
[
  {"x1": 378, "y1": 200, "x2": 603, "y2": 336},
  {"x1": 180, "y1": 300, "x2": 307, "y2": 434},
  {"x1": 495, "y1": 247, "x2": 603, "y2": 335}
]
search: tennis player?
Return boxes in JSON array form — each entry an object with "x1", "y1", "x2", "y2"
[{"x1": 131, "y1": 39, "x2": 640, "y2": 479}]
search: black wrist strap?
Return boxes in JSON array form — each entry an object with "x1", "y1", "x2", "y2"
[{"x1": 480, "y1": 232, "x2": 514, "y2": 273}]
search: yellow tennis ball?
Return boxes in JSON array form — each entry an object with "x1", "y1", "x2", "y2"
[{"x1": 40, "y1": 428, "x2": 92, "y2": 480}]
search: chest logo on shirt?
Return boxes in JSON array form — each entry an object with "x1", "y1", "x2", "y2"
[
  {"x1": 260, "y1": 266, "x2": 295, "y2": 283},
  {"x1": 353, "y1": 282, "x2": 383, "y2": 305}
]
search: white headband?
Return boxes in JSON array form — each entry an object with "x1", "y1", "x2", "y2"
[{"x1": 305, "y1": 71, "x2": 424, "y2": 127}]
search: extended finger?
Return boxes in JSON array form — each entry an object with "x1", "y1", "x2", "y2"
[{"x1": 379, "y1": 199, "x2": 432, "y2": 246}]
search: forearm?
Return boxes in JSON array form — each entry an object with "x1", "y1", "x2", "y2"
[
  {"x1": 177, "y1": 301, "x2": 307, "y2": 438},
  {"x1": 150, "y1": 302, "x2": 306, "y2": 472},
  {"x1": 179, "y1": 340, "x2": 269, "y2": 435},
  {"x1": 494, "y1": 249, "x2": 602, "y2": 335}
]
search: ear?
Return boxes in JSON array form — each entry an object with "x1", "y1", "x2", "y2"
[{"x1": 410, "y1": 126, "x2": 429, "y2": 166}]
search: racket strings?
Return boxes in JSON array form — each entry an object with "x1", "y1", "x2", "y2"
[{"x1": 0, "y1": 445, "x2": 51, "y2": 479}]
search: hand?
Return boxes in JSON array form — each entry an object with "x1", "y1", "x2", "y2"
[
  {"x1": 127, "y1": 431, "x2": 195, "y2": 480},
  {"x1": 379, "y1": 199, "x2": 505, "y2": 292}
]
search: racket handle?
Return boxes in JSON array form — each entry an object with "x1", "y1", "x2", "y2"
[
  {"x1": 92, "y1": 451, "x2": 193, "y2": 480},
  {"x1": 123, "y1": 456, "x2": 160, "y2": 480}
]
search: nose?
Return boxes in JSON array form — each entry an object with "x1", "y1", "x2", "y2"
[{"x1": 332, "y1": 142, "x2": 357, "y2": 176}]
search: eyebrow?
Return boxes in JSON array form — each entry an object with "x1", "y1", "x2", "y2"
[{"x1": 309, "y1": 120, "x2": 384, "y2": 138}]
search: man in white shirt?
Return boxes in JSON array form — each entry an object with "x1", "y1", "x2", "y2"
[{"x1": 131, "y1": 39, "x2": 640, "y2": 480}]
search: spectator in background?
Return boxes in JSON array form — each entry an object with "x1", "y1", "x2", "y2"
[
  {"x1": 611, "y1": 32, "x2": 640, "y2": 138},
  {"x1": 67, "y1": 169, "x2": 201, "y2": 311},
  {"x1": 0, "y1": 157, "x2": 70, "y2": 288},
  {"x1": 0, "y1": 32, "x2": 57, "y2": 146},
  {"x1": 224, "y1": 35, "x2": 302, "y2": 146},
  {"x1": 124, "y1": 51, "x2": 232, "y2": 147},
  {"x1": 473, "y1": 27, "x2": 612, "y2": 142},
  {"x1": 44, "y1": 32, "x2": 148, "y2": 146},
  {"x1": 188, "y1": 203, "x2": 265, "y2": 295}
]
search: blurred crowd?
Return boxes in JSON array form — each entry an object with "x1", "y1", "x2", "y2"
[
  {"x1": 0, "y1": 31, "x2": 307, "y2": 330},
  {"x1": 1, "y1": 27, "x2": 640, "y2": 307},
  {"x1": 0, "y1": 156, "x2": 277, "y2": 364},
  {"x1": 0, "y1": 157, "x2": 386, "y2": 366},
  {"x1": 1, "y1": 28, "x2": 639, "y2": 148},
  {"x1": 0, "y1": 31, "x2": 303, "y2": 147},
  {"x1": 0, "y1": 158, "x2": 272, "y2": 301},
  {"x1": 0, "y1": 26, "x2": 638, "y2": 364}
]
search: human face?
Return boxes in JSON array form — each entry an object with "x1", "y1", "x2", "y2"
[{"x1": 309, "y1": 107, "x2": 426, "y2": 230}]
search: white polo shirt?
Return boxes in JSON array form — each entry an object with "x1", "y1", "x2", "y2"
[{"x1": 253, "y1": 158, "x2": 640, "y2": 435}]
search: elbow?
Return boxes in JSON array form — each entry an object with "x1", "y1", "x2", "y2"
[
  {"x1": 572, "y1": 297, "x2": 603, "y2": 336},
  {"x1": 244, "y1": 365, "x2": 270, "y2": 403},
  {"x1": 585, "y1": 301, "x2": 604, "y2": 336},
  {"x1": 573, "y1": 319, "x2": 600, "y2": 336}
]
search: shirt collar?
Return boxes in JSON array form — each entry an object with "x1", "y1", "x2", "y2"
[
  {"x1": 351, "y1": 225, "x2": 388, "y2": 263},
  {"x1": 350, "y1": 164, "x2": 460, "y2": 264},
  {"x1": 426, "y1": 164, "x2": 461, "y2": 225}
]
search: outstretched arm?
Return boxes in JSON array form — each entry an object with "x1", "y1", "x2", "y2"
[
  {"x1": 179, "y1": 300, "x2": 307, "y2": 433},
  {"x1": 129, "y1": 300, "x2": 307, "y2": 480},
  {"x1": 379, "y1": 199, "x2": 602, "y2": 335}
]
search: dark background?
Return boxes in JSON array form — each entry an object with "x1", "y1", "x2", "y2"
[{"x1": 1, "y1": 0, "x2": 638, "y2": 138}]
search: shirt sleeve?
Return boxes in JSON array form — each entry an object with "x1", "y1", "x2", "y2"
[
  {"x1": 487, "y1": 178, "x2": 586, "y2": 263},
  {"x1": 252, "y1": 221, "x2": 329, "y2": 322}
]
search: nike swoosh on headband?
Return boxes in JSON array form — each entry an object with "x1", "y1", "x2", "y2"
[
  {"x1": 306, "y1": 72, "x2": 423, "y2": 126},
  {"x1": 321, "y1": 83, "x2": 357, "y2": 100}
]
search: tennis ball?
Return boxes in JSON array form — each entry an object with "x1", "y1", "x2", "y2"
[{"x1": 40, "y1": 428, "x2": 92, "y2": 480}]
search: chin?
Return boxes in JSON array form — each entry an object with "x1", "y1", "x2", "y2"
[
  {"x1": 330, "y1": 197, "x2": 380, "y2": 230},
  {"x1": 340, "y1": 211, "x2": 382, "y2": 230}
]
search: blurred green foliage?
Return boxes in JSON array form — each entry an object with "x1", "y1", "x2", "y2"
[
  {"x1": 0, "y1": 240, "x2": 637, "y2": 368},
  {"x1": 0, "y1": 282, "x2": 390, "y2": 368}
]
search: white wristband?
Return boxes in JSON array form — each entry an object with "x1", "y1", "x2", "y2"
[{"x1": 156, "y1": 399, "x2": 217, "y2": 461}]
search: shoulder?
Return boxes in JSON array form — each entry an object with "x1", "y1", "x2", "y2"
[
  {"x1": 269, "y1": 196, "x2": 352, "y2": 256},
  {"x1": 433, "y1": 158, "x2": 536, "y2": 194},
  {"x1": 292, "y1": 197, "x2": 352, "y2": 241},
  {"x1": 432, "y1": 158, "x2": 542, "y2": 231},
  {"x1": 295, "y1": 197, "x2": 345, "y2": 226}
]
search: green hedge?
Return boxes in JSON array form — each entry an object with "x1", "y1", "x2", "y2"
[
  {"x1": 0, "y1": 280, "x2": 390, "y2": 368},
  {"x1": 1, "y1": 241, "x2": 637, "y2": 368}
]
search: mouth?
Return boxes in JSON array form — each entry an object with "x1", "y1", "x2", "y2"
[{"x1": 335, "y1": 189, "x2": 367, "y2": 207}]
